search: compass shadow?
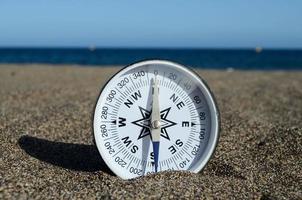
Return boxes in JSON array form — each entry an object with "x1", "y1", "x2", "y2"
[{"x1": 18, "y1": 135, "x2": 114, "y2": 175}]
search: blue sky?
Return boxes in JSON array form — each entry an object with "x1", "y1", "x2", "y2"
[{"x1": 0, "y1": 0, "x2": 301, "y2": 48}]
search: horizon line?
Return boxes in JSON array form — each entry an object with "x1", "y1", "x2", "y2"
[{"x1": 0, "y1": 46, "x2": 302, "y2": 50}]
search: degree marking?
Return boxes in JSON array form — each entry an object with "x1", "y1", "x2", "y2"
[
  {"x1": 188, "y1": 103, "x2": 195, "y2": 109},
  {"x1": 175, "y1": 87, "x2": 181, "y2": 95},
  {"x1": 129, "y1": 76, "x2": 138, "y2": 90},
  {"x1": 112, "y1": 141, "x2": 120, "y2": 147},
  {"x1": 179, "y1": 149, "x2": 185, "y2": 157},
  {"x1": 172, "y1": 80, "x2": 178, "y2": 91},
  {"x1": 137, "y1": 159, "x2": 142, "y2": 168},
  {"x1": 113, "y1": 148, "x2": 124, "y2": 157},
  {"x1": 125, "y1": 85, "x2": 131, "y2": 96},
  {"x1": 135, "y1": 157, "x2": 139, "y2": 165},
  {"x1": 163, "y1": 78, "x2": 167, "y2": 88},
  {"x1": 184, "y1": 149, "x2": 193, "y2": 158},
  {"x1": 196, "y1": 105, "x2": 204, "y2": 110},
  {"x1": 105, "y1": 103, "x2": 119, "y2": 110},
  {"x1": 185, "y1": 99, "x2": 194, "y2": 107},
  {"x1": 175, "y1": 152, "x2": 181, "y2": 160},
  {"x1": 130, "y1": 155, "x2": 135, "y2": 163},
  {"x1": 191, "y1": 137, "x2": 200, "y2": 143},
  {"x1": 166, "y1": 161, "x2": 170, "y2": 169},
  {"x1": 179, "y1": 90, "x2": 187, "y2": 100},
  {"x1": 112, "y1": 132, "x2": 118, "y2": 136},
  {"x1": 164, "y1": 159, "x2": 169, "y2": 167},
  {"x1": 117, "y1": 143, "x2": 123, "y2": 149},
  {"x1": 187, "y1": 138, "x2": 193, "y2": 144},
  {"x1": 188, "y1": 104, "x2": 196, "y2": 114},
  {"x1": 100, "y1": 120, "x2": 113, "y2": 123},
  {"x1": 183, "y1": 144, "x2": 189, "y2": 151},
  {"x1": 104, "y1": 135, "x2": 118, "y2": 141},
  {"x1": 127, "y1": 156, "x2": 134, "y2": 169},
  {"x1": 108, "y1": 113, "x2": 116, "y2": 117},
  {"x1": 172, "y1": 157, "x2": 179, "y2": 170},
  {"x1": 166, "y1": 79, "x2": 170, "y2": 88},
  {"x1": 189, "y1": 129, "x2": 195, "y2": 136},
  {"x1": 159, "y1": 161, "x2": 162, "y2": 171},
  {"x1": 165, "y1": 79, "x2": 169, "y2": 88},
  {"x1": 168, "y1": 80, "x2": 173, "y2": 89},
  {"x1": 109, "y1": 125, "x2": 117, "y2": 130},
  {"x1": 132, "y1": 78, "x2": 140, "y2": 89},
  {"x1": 162, "y1": 160, "x2": 166, "y2": 167},
  {"x1": 186, "y1": 143, "x2": 193, "y2": 149},
  {"x1": 115, "y1": 87, "x2": 126, "y2": 99},
  {"x1": 123, "y1": 152, "x2": 129, "y2": 159},
  {"x1": 186, "y1": 90, "x2": 195, "y2": 98},
  {"x1": 191, "y1": 115, "x2": 199, "y2": 119}
]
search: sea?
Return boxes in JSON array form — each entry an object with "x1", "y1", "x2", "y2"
[{"x1": 0, "y1": 48, "x2": 302, "y2": 70}]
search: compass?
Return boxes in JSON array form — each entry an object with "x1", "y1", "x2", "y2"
[{"x1": 93, "y1": 60, "x2": 220, "y2": 179}]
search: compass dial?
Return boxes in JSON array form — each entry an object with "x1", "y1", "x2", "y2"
[{"x1": 93, "y1": 60, "x2": 220, "y2": 179}]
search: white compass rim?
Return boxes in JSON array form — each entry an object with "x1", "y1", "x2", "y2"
[{"x1": 93, "y1": 59, "x2": 220, "y2": 179}]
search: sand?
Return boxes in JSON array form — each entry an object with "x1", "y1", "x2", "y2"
[{"x1": 0, "y1": 64, "x2": 301, "y2": 199}]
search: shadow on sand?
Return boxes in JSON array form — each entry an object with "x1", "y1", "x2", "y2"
[{"x1": 18, "y1": 135, "x2": 113, "y2": 175}]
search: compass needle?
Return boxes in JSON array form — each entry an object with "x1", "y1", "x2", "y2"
[
  {"x1": 151, "y1": 76, "x2": 161, "y2": 172},
  {"x1": 93, "y1": 60, "x2": 220, "y2": 179}
]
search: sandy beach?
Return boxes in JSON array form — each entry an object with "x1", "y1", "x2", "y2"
[{"x1": 0, "y1": 64, "x2": 301, "y2": 199}]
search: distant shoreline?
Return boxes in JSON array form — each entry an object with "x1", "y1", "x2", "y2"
[
  {"x1": 1, "y1": 64, "x2": 302, "y2": 72},
  {"x1": 0, "y1": 48, "x2": 302, "y2": 70},
  {"x1": 1, "y1": 47, "x2": 302, "y2": 50}
]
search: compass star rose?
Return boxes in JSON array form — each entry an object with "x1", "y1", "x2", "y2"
[{"x1": 132, "y1": 106, "x2": 177, "y2": 140}]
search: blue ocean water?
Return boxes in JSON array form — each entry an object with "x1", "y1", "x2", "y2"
[{"x1": 0, "y1": 48, "x2": 301, "y2": 70}]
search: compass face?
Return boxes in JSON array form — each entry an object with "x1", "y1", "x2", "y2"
[{"x1": 93, "y1": 60, "x2": 220, "y2": 179}]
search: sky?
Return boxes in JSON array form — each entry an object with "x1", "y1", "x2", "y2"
[{"x1": 0, "y1": 0, "x2": 301, "y2": 48}]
